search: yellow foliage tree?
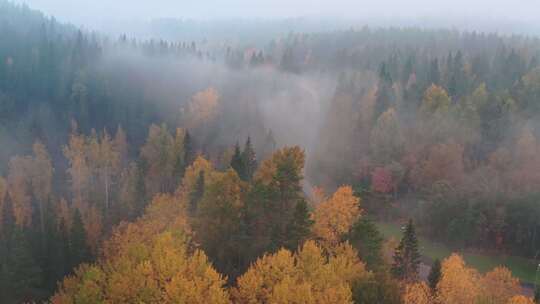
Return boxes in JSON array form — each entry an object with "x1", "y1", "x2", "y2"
[
  {"x1": 507, "y1": 295, "x2": 536, "y2": 304},
  {"x1": 436, "y1": 254, "x2": 480, "y2": 304},
  {"x1": 52, "y1": 232, "x2": 230, "y2": 304},
  {"x1": 403, "y1": 282, "x2": 432, "y2": 304},
  {"x1": 480, "y1": 266, "x2": 522, "y2": 304},
  {"x1": 184, "y1": 87, "x2": 220, "y2": 129},
  {"x1": 232, "y1": 240, "x2": 369, "y2": 304},
  {"x1": 311, "y1": 186, "x2": 361, "y2": 249}
]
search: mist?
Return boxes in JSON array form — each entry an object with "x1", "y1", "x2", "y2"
[{"x1": 14, "y1": 0, "x2": 540, "y2": 38}]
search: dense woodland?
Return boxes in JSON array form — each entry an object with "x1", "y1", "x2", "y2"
[{"x1": 1, "y1": 1, "x2": 540, "y2": 303}]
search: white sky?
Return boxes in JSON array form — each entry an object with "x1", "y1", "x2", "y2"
[{"x1": 14, "y1": 0, "x2": 540, "y2": 33}]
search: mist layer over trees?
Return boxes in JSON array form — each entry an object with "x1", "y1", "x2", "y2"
[{"x1": 1, "y1": 1, "x2": 540, "y2": 303}]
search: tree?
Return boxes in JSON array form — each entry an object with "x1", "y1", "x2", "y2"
[
  {"x1": 371, "y1": 167, "x2": 394, "y2": 194},
  {"x1": 421, "y1": 85, "x2": 451, "y2": 115},
  {"x1": 284, "y1": 199, "x2": 313, "y2": 250},
  {"x1": 370, "y1": 108, "x2": 403, "y2": 164},
  {"x1": 69, "y1": 209, "x2": 90, "y2": 269},
  {"x1": 348, "y1": 217, "x2": 384, "y2": 270},
  {"x1": 232, "y1": 240, "x2": 369, "y2": 304},
  {"x1": 436, "y1": 254, "x2": 480, "y2": 304},
  {"x1": 312, "y1": 186, "x2": 362, "y2": 249},
  {"x1": 428, "y1": 259, "x2": 442, "y2": 291},
  {"x1": 230, "y1": 142, "x2": 245, "y2": 179},
  {"x1": 52, "y1": 232, "x2": 230, "y2": 304},
  {"x1": 31, "y1": 141, "x2": 53, "y2": 236},
  {"x1": 374, "y1": 63, "x2": 395, "y2": 120},
  {"x1": 189, "y1": 170, "x2": 205, "y2": 215},
  {"x1": 403, "y1": 282, "x2": 432, "y2": 304},
  {"x1": 508, "y1": 296, "x2": 536, "y2": 304},
  {"x1": 7, "y1": 155, "x2": 33, "y2": 228},
  {"x1": 6, "y1": 228, "x2": 43, "y2": 302},
  {"x1": 391, "y1": 219, "x2": 420, "y2": 282},
  {"x1": 194, "y1": 169, "x2": 245, "y2": 276},
  {"x1": 480, "y1": 267, "x2": 521, "y2": 304},
  {"x1": 242, "y1": 137, "x2": 257, "y2": 181}
]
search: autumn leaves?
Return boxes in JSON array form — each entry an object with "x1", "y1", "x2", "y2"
[{"x1": 51, "y1": 145, "x2": 371, "y2": 303}]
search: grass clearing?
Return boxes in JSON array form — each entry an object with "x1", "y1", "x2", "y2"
[{"x1": 376, "y1": 221, "x2": 539, "y2": 284}]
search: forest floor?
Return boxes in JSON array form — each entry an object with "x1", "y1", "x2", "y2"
[{"x1": 376, "y1": 221, "x2": 539, "y2": 295}]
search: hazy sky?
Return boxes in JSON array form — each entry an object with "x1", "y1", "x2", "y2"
[{"x1": 14, "y1": 0, "x2": 540, "y2": 34}]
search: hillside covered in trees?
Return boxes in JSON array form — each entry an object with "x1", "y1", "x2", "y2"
[{"x1": 1, "y1": 1, "x2": 540, "y2": 303}]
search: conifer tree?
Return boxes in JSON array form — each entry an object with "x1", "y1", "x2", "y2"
[
  {"x1": 392, "y1": 219, "x2": 421, "y2": 282},
  {"x1": 189, "y1": 171, "x2": 205, "y2": 215},
  {"x1": 183, "y1": 130, "x2": 195, "y2": 167},
  {"x1": 6, "y1": 228, "x2": 43, "y2": 302},
  {"x1": 242, "y1": 137, "x2": 257, "y2": 181},
  {"x1": 428, "y1": 258, "x2": 442, "y2": 291},
  {"x1": 69, "y1": 209, "x2": 90, "y2": 269},
  {"x1": 230, "y1": 142, "x2": 245, "y2": 178},
  {"x1": 284, "y1": 199, "x2": 313, "y2": 250},
  {"x1": 348, "y1": 216, "x2": 384, "y2": 270}
]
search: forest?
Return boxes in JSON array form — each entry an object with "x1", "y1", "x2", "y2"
[{"x1": 1, "y1": 0, "x2": 540, "y2": 303}]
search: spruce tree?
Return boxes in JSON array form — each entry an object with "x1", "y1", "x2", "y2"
[
  {"x1": 348, "y1": 217, "x2": 384, "y2": 270},
  {"x1": 391, "y1": 219, "x2": 421, "y2": 282},
  {"x1": 6, "y1": 228, "x2": 43, "y2": 302},
  {"x1": 184, "y1": 130, "x2": 195, "y2": 167},
  {"x1": 69, "y1": 209, "x2": 90, "y2": 270},
  {"x1": 428, "y1": 258, "x2": 442, "y2": 291},
  {"x1": 242, "y1": 137, "x2": 257, "y2": 181},
  {"x1": 230, "y1": 142, "x2": 245, "y2": 178},
  {"x1": 284, "y1": 199, "x2": 313, "y2": 250},
  {"x1": 189, "y1": 171, "x2": 205, "y2": 215}
]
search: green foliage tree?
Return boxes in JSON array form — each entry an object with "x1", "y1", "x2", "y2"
[
  {"x1": 392, "y1": 219, "x2": 421, "y2": 282},
  {"x1": 348, "y1": 217, "x2": 384, "y2": 270},
  {"x1": 241, "y1": 137, "x2": 257, "y2": 181},
  {"x1": 69, "y1": 209, "x2": 90, "y2": 269},
  {"x1": 428, "y1": 258, "x2": 442, "y2": 291},
  {"x1": 283, "y1": 199, "x2": 313, "y2": 250},
  {"x1": 230, "y1": 142, "x2": 245, "y2": 179}
]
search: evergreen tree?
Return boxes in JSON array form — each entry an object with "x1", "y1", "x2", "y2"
[
  {"x1": 242, "y1": 137, "x2": 257, "y2": 181},
  {"x1": 348, "y1": 217, "x2": 384, "y2": 270},
  {"x1": 428, "y1": 258, "x2": 442, "y2": 291},
  {"x1": 6, "y1": 228, "x2": 43, "y2": 302},
  {"x1": 184, "y1": 130, "x2": 195, "y2": 167},
  {"x1": 189, "y1": 171, "x2": 205, "y2": 215},
  {"x1": 375, "y1": 62, "x2": 395, "y2": 121},
  {"x1": 230, "y1": 142, "x2": 245, "y2": 178},
  {"x1": 69, "y1": 209, "x2": 90, "y2": 269},
  {"x1": 429, "y1": 58, "x2": 440, "y2": 85},
  {"x1": 284, "y1": 199, "x2": 313, "y2": 250},
  {"x1": 391, "y1": 219, "x2": 421, "y2": 282}
]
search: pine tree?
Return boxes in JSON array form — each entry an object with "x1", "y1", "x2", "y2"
[
  {"x1": 348, "y1": 217, "x2": 384, "y2": 270},
  {"x1": 189, "y1": 171, "x2": 205, "y2": 215},
  {"x1": 429, "y1": 58, "x2": 440, "y2": 85},
  {"x1": 392, "y1": 219, "x2": 421, "y2": 282},
  {"x1": 184, "y1": 130, "x2": 195, "y2": 167},
  {"x1": 428, "y1": 258, "x2": 442, "y2": 291},
  {"x1": 284, "y1": 199, "x2": 313, "y2": 250},
  {"x1": 230, "y1": 142, "x2": 245, "y2": 178},
  {"x1": 375, "y1": 62, "x2": 395, "y2": 121},
  {"x1": 69, "y1": 209, "x2": 90, "y2": 269},
  {"x1": 242, "y1": 137, "x2": 257, "y2": 181},
  {"x1": 6, "y1": 227, "x2": 43, "y2": 302}
]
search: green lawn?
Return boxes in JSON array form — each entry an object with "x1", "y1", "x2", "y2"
[{"x1": 376, "y1": 221, "x2": 540, "y2": 284}]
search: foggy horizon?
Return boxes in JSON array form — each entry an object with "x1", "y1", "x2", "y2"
[{"x1": 13, "y1": 0, "x2": 540, "y2": 37}]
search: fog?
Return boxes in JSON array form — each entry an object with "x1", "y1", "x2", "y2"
[{"x1": 14, "y1": 0, "x2": 540, "y2": 37}]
